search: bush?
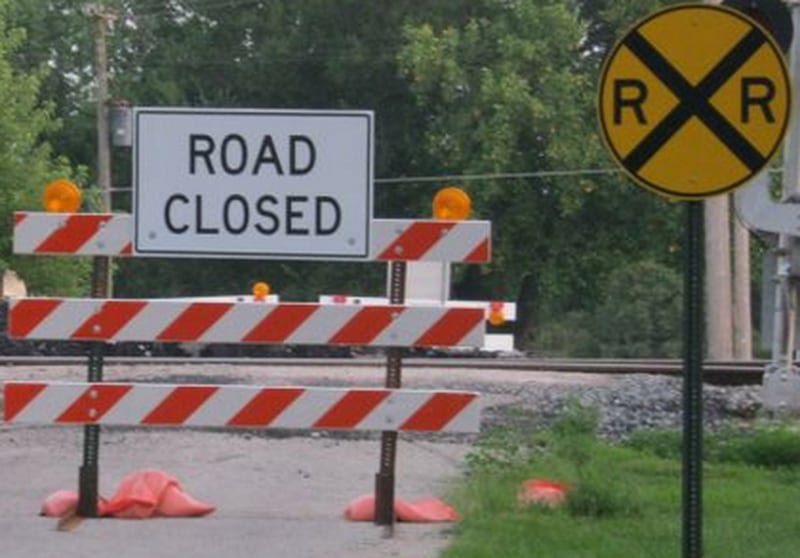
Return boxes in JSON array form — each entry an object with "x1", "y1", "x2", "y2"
[
  {"x1": 627, "y1": 426, "x2": 800, "y2": 470},
  {"x1": 565, "y1": 468, "x2": 640, "y2": 518},
  {"x1": 716, "y1": 428, "x2": 800, "y2": 469},
  {"x1": 593, "y1": 260, "x2": 682, "y2": 358},
  {"x1": 626, "y1": 429, "x2": 682, "y2": 460}
]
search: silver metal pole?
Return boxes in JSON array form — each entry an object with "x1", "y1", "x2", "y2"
[{"x1": 776, "y1": 2, "x2": 800, "y2": 368}]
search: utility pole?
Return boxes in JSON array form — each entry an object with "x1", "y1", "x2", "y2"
[
  {"x1": 85, "y1": 2, "x2": 115, "y2": 294},
  {"x1": 703, "y1": 0, "x2": 735, "y2": 362},
  {"x1": 732, "y1": 216, "x2": 752, "y2": 359},
  {"x1": 93, "y1": 5, "x2": 113, "y2": 216},
  {"x1": 704, "y1": 195, "x2": 734, "y2": 359}
]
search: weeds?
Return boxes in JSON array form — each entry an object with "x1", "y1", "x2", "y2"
[{"x1": 626, "y1": 424, "x2": 800, "y2": 469}]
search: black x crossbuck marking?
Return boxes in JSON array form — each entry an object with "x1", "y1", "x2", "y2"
[{"x1": 621, "y1": 27, "x2": 767, "y2": 173}]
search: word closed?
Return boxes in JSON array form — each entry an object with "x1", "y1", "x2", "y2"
[{"x1": 134, "y1": 108, "x2": 374, "y2": 258}]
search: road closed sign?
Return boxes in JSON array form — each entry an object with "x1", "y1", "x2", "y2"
[
  {"x1": 134, "y1": 108, "x2": 374, "y2": 259},
  {"x1": 598, "y1": 5, "x2": 790, "y2": 199}
]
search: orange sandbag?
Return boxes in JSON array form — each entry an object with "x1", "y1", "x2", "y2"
[
  {"x1": 100, "y1": 469, "x2": 214, "y2": 518},
  {"x1": 39, "y1": 470, "x2": 214, "y2": 519},
  {"x1": 517, "y1": 479, "x2": 571, "y2": 508},
  {"x1": 41, "y1": 490, "x2": 80, "y2": 518},
  {"x1": 344, "y1": 494, "x2": 459, "y2": 523},
  {"x1": 395, "y1": 496, "x2": 459, "y2": 522}
]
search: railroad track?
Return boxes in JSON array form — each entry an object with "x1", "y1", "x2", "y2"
[{"x1": 0, "y1": 356, "x2": 767, "y2": 385}]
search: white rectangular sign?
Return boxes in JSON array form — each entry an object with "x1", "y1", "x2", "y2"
[{"x1": 133, "y1": 108, "x2": 373, "y2": 259}]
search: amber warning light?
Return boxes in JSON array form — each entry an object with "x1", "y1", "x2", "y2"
[
  {"x1": 432, "y1": 187, "x2": 471, "y2": 221},
  {"x1": 42, "y1": 179, "x2": 82, "y2": 213},
  {"x1": 252, "y1": 281, "x2": 271, "y2": 302}
]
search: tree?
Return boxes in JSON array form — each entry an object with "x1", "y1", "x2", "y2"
[
  {"x1": 398, "y1": 0, "x2": 683, "y2": 351},
  {"x1": 0, "y1": 0, "x2": 89, "y2": 295},
  {"x1": 5, "y1": 0, "x2": 696, "y2": 357}
]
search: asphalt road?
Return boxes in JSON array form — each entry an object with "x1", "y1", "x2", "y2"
[
  {"x1": 0, "y1": 361, "x2": 613, "y2": 558},
  {"x1": 1, "y1": 426, "x2": 468, "y2": 558}
]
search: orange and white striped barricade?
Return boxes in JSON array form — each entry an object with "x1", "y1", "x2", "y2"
[
  {"x1": 13, "y1": 212, "x2": 491, "y2": 263},
  {"x1": 7, "y1": 299, "x2": 484, "y2": 348},
  {"x1": 8, "y1": 210, "x2": 491, "y2": 526},
  {"x1": 4, "y1": 382, "x2": 480, "y2": 433},
  {"x1": 320, "y1": 295, "x2": 517, "y2": 351}
]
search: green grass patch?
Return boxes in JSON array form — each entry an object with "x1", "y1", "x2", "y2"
[{"x1": 443, "y1": 409, "x2": 800, "y2": 557}]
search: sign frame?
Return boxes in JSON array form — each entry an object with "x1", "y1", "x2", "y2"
[{"x1": 133, "y1": 107, "x2": 374, "y2": 260}]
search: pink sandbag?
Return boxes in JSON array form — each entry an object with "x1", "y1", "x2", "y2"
[
  {"x1": 41, "y1": 490, "x2": 81, "y2": 517},
  {"x1": 344, "y1": 494, "x2": 459, "y2": 523},
  {"x1": 101, "y1": 469, "x2": 214, "y2": 518},
  {"x1": 40, "y1": 470, "x2": 214, "y2": 519}
]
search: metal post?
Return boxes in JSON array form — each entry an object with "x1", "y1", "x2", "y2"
[
  {"x1": 765, "y1": 1, "x2": 800, "y2": 402},
  {"x1": 77, "y1": 340, "x2": 104, "y2": 517},
  {"x1": 374, "y1": 261, "x2": 406, "y2": 533},
  {"x1": 683, "y1": 201, "x2": 704, "y2": 558},
  {"x1": 77, "y1": 4, "x2": 115, "y2": 518}
]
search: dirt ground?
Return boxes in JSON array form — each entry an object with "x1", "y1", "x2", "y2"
[{"x1": 0, "y1": 361, "x2": 615, "y2": 558}]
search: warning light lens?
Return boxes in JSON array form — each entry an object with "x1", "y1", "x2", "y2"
[
  {"x1": 488, "y1": 302, "x2": 506, "y2": 326},
  {"x1": 42, "y1": 179, "x2": 82, "y2": 213},
  {"x1": 432, "y1": 187, "x2": 471, "y2": 220},
  {"x1": 252, "y1": 281, "x2": 271, "y2": 301}
]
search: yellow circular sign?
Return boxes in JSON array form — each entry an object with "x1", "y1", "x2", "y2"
[{"x1": 598, "y1": 5, "x2": 791, "y2": 199}]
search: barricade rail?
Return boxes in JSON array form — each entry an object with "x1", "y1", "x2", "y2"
[{"x1": 5, "y1": 209, "x2": 492, "y2": 530}]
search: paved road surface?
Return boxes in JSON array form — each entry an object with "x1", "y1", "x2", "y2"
[{"x1": 0, "y1": 361, "x2": 614, "y2": 558}]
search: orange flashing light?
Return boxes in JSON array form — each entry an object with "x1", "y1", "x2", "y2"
[
  {"x1": 432, "y1": 186, "x2": 471, "y2": 220},
  {"x1": 488, "y1": 301, "x2": 505, "y2": 326},
  {"x1": 252, "y1": 281, "x2": 271, "y2": 302},
  {"x1": 42, "y1": 179, "x2": 82, "y2": 213}
]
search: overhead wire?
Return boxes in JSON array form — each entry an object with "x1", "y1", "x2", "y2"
[
  {"x1": 374, "y1": 169, "x2": 619, "y2": 185},
  {"x1": 108, "y1": 168, "x2": 623, "y2": 192}
]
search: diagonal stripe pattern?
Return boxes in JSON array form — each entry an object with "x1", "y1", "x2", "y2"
[
  {"x1": 13, "y1": 213, "x2": 491, "y2": 263},
  {"x1": 7, "y1": 298, "x2": 485, "y2": 348},
  {"x1": 3, "y1": 382, "x2": 481, "y2": 433}
]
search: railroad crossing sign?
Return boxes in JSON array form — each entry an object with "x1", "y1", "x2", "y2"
[{"x1": 598, "y1": 5, "x2": 791, "y2": 199}]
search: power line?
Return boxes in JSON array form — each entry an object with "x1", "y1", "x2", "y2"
[
  {"x1": 108, "y1": 168, "x2": 622, "y2": 192},
  {"x1": 374, "y1": 168, "x2": 620, "y2": 185}
]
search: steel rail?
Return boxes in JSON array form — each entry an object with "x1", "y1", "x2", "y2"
[{"x1": 0, "y1": 356, "x2": 766, "y2": 384}]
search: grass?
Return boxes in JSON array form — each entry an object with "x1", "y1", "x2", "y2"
[{"x1": 441, "y1": 410, "x2": 800, "y2": 558}]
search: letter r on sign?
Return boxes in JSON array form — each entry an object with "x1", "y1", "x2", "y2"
[
  {"x1": 613, "y1": 79, "x2": 648, "y2": 125},
  {"x1": 741, "y1": 77, "x2": 776, "y2": 124}
]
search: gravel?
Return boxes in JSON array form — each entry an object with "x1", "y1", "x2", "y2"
[{"x1": 481, "y1": 374, "x2": 763, "y2": 441}]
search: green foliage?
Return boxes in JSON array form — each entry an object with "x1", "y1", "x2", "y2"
[
  {"x1": 465, "y1": 425, "x2": 533, "y2": 472},
  {"x1": 593, "y1": 259, "x2": 683, "y2": 357},
  {"x1": 447, "y1": 438, "x2": 800, "y2": 557},
  {"x1": 3, "y1": 0, "x2": 689, "y2": 320},
  {"x1": 626, "y1": 429, "x2": 683, "y2": 460},
  {"x1": 715, "y1": 427, "x2": 800, "y2": 469},
  {"x1": 533, "y1": 309, "x2": 598, "y2": 357},
  {"x1": 628, "y1": 425, "x2": 800, "y2": 470},
  {"x1": 564, "y1": 466, "x2": 639, "y2": 518},
  {"x1": 534, "y1": 259, "x2": 682, "y2": 357},
  {"x1": 0, "y1": 0, "x2": 90, "y2": 294},
  {"x1": 549, "y1": 401, "x2": 638, "y2": 517}
]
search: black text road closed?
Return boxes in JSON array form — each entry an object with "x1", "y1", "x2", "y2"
[
  {"x1": 134, "y1": 108, "x2": 373, "y2": 259},
  {"x1": 598, "y1": 5, "x2": 790, "y2": 199}
]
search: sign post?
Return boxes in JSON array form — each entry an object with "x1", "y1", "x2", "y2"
[{"x1": 597, "y1": 5, "x2": 791, "y2": 557}]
